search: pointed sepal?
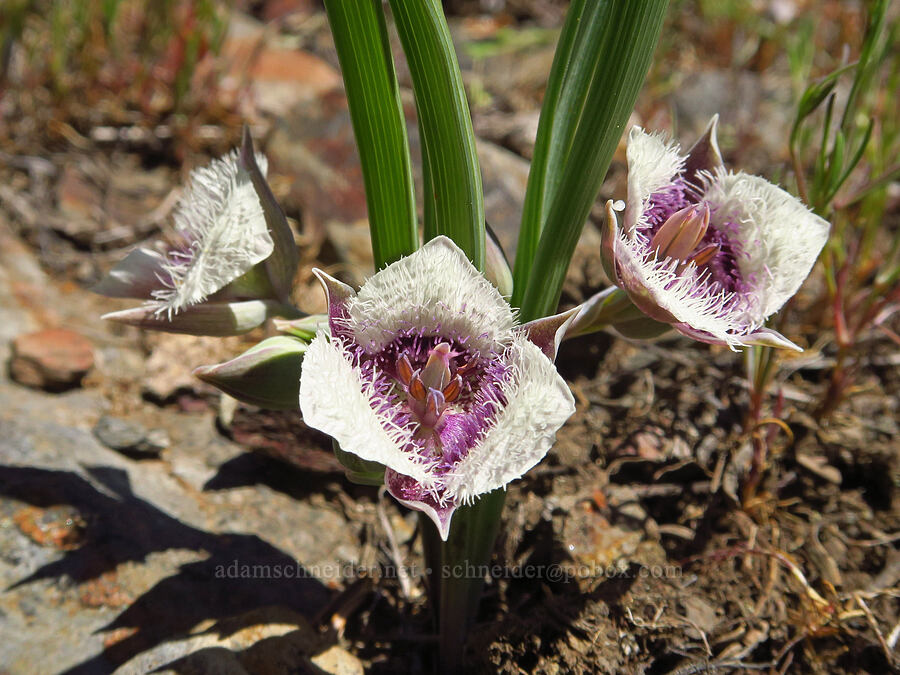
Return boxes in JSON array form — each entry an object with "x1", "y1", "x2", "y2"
[
  {"x1": 193, "y1": 335, "x2": 307, "y2": 409},
  {"x1": 91, "y1": 247, "x2": 168, "y2": 299},
  {"x1": 670, "y1": 322, "x2": 803, "y2": 352},
  {"x1": 102, "y1": 299, "x2": 275, "y2": 336},
  {"x1": 240, "y1": 126, "x2": 299, "y2": 304},
  {"x1": 333, "y1": 440, "x2": 386, "y2": 486},
  {"x1": 521, "y1": 307, "x2": 579, "y2": 360},
  {"x1": 684, "y1": 114, "x2": 724, "y2": 187},
  {"x1": 274, "y1": 314, "x2": 330, "y2": 341},
  {"x1": 600, "y1": 201, "x2": 621, "y2": 284},
  {"x1": 567, "y1": 286, "x2": 670, "y2": 340},
  {"x1": 386, "y1": 469, "x2": 457, "y2": 541},
  {"x1": 312, "y1": 268, "x2": 356, "y2": 330}
]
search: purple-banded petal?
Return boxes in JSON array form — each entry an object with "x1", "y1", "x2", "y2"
[
  {"x1": 102, "y1": 299, "x2": 275, "y2": 336},
  {"x1": 240, "y1": 127, "x2": 299, "y2": 304},
  {"x1": 194, "y1": 335, "x2": 306, "y2": 409},
  {"x1": 442, "y1": 335, "x2": 575, "y2": 504},
  {"x1": 605, "y1": 204, "x2": 680, "y2": 325},
  {"x1": 701, "y1": 171, "x2": 829, "y2": 321},
  {"x1": 521, "y1": 307, "x2": 579, "y2": 360},
  {"x1": 347, "y1": 236, "x2": 516, "y2": 353},
  {"x1": 299, "y1": 332, "x2": 437, "y2": 485},
  {"x1": 386, "y1": 469, "x2": 457, "y2": 541},
  {"x1": 91, "y1": 247, "x2": 169, "y2": 299},
  {"x1": 684, "y1": 115, "x2": 724, "y2": 188},
  {"x1": 312, "y1": 269, "x2": 356, "y2": 333}
]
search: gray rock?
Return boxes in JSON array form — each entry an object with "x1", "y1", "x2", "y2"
[{"x1": 93, "y1": 415, "x2": 169, "y2": 458}]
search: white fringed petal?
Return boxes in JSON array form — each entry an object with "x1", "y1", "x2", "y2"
[
  {"x1": 613, "y1": 214, "x2": 748, "y2": 348},
  {"x1": 152, "y1": 151, "x2": 274, "y2": 316},
  {"x1": 625, "y1": 126, "x2": 685, "y2": 233},
  {"x1": 701, "y1": 171, "x2": 830, "y2": 320},
  {"x1": 443, "y1": 334, "x2": 575, "y2": 503},
  {"x1": 299, "y1": 332, "x2": 437, "y2": 485},
  {"x1": 347, "y1": 236, "x2": 516, "y2": 353}
]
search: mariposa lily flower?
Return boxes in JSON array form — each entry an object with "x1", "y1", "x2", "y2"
[
  {"x1": 298, "y1": 236, "x2": 575, "y2": 540},
  {"x1": 601, "y1": 116, "x2": 830, "y2": 350},
  {"x1": 95, "y1": 129, "x2": 299, "y2": 335}
]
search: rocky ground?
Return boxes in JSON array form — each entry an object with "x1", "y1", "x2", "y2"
[{"x1": 1, "y1": 1, "x2": 898, "y2": 673}]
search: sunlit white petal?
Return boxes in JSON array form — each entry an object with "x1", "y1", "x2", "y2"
[
  {"x1": 299, "y1": 332, "x2": 438, "y2": 485},
  {"x1": 702, "y1": 171, "x2": 830, "y2": 319},
  {"x1": 347, "y1": 237, "x2": 516, "y2": 353},
  {"x1": 152, "y1": 151, "x2": 274, "y2": 316},
  {"x1": 625, "y1": 126, "x2": 685, "y2": 233},
  {"x1": 443, "y1": 335, "x2": 575, "y2": 503}
]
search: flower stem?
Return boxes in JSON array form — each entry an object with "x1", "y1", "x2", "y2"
[{"x1": 421, "y1": 489, "x2": 506, "y2": 673}]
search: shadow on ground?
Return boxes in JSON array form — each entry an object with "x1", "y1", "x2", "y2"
[{"x1": 0, "y1": 465, "x2": 333, "y2": 673}]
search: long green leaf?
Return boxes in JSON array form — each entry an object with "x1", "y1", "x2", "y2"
[
  {"x1": 513, "y1": 0, "x2": 588, "y2": 304},
  {"x1": 322, "y1": 0, "x2": 418, "y2": 269},
  {"x1": 518, "y1": 0, "x2": 669, "y2": 322},
  {"x1": 540, "y1": 0, "x2": 609, "y2": 223},
  {"x1": 388, "y1": 0, "x2": 485, "y2": 270}
]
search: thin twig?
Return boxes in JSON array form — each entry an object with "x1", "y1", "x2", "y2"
[
  {"x1": 854, "y1": 592, "x2": 894, "y2": 665},
  {"x1": 377, "y1": 487, "x2": 414, "y2": 601}
]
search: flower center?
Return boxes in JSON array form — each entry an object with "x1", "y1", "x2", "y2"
[
  {"x1": 643, "y1": 180, "x2": 746, "y2": 295},
  {"x1": 649, "y1": 203, "x2": 719, "y2": 267},
  {"x1": 395, "y1": 342, "x2": 473, "y2": 431}
]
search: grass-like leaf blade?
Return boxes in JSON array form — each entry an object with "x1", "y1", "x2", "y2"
[
  {"x1": 518, "y1": 0, "x2": 669, "y2": 322},
  {"x1": 322, "y1": 0, "x2": 418, "y2": 269},
  {"x1": 513, "y1": 0, "x2": 588, "y2": 304},
  {"x1": 388, "y1": 0, "x2": 485, "y2": 271}
]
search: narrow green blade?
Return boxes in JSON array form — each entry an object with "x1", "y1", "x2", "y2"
[
  {"x1": 322, "y1": 0, "x2": 418, "y2": 269},
  {"x1": 519, "y1": 0, "x2": 669, "y2": 322},
  {"x1": 388, "y1": 0, "x2": 485, "y2": 270},
  {"x1": 514, "y1": 0, "x2": 588, "y2": 304}
]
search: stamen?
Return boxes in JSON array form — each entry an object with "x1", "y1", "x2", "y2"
[
  {"x1": 456, "y1": 358, "x2": 477, "y2": 377},
  {"x1": 396, "y1": 354, "x2": 413, "y2": 385},
  {"x1": 442, "y1": 375, "x2": 462, "y2": 403},
  {"x1": 408, "y1": 371, "x2": 427, "y2": 402},
  {"x1": 650, "y1": 203, "x2": 711, "y2": 261},
  {"x1": 686, "y1": 243, "x2": 720, "y2": 268}
]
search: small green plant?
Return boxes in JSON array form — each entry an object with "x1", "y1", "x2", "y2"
[{"x1": 743, "y1": 0, "x2": 898, "y2": 500}]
